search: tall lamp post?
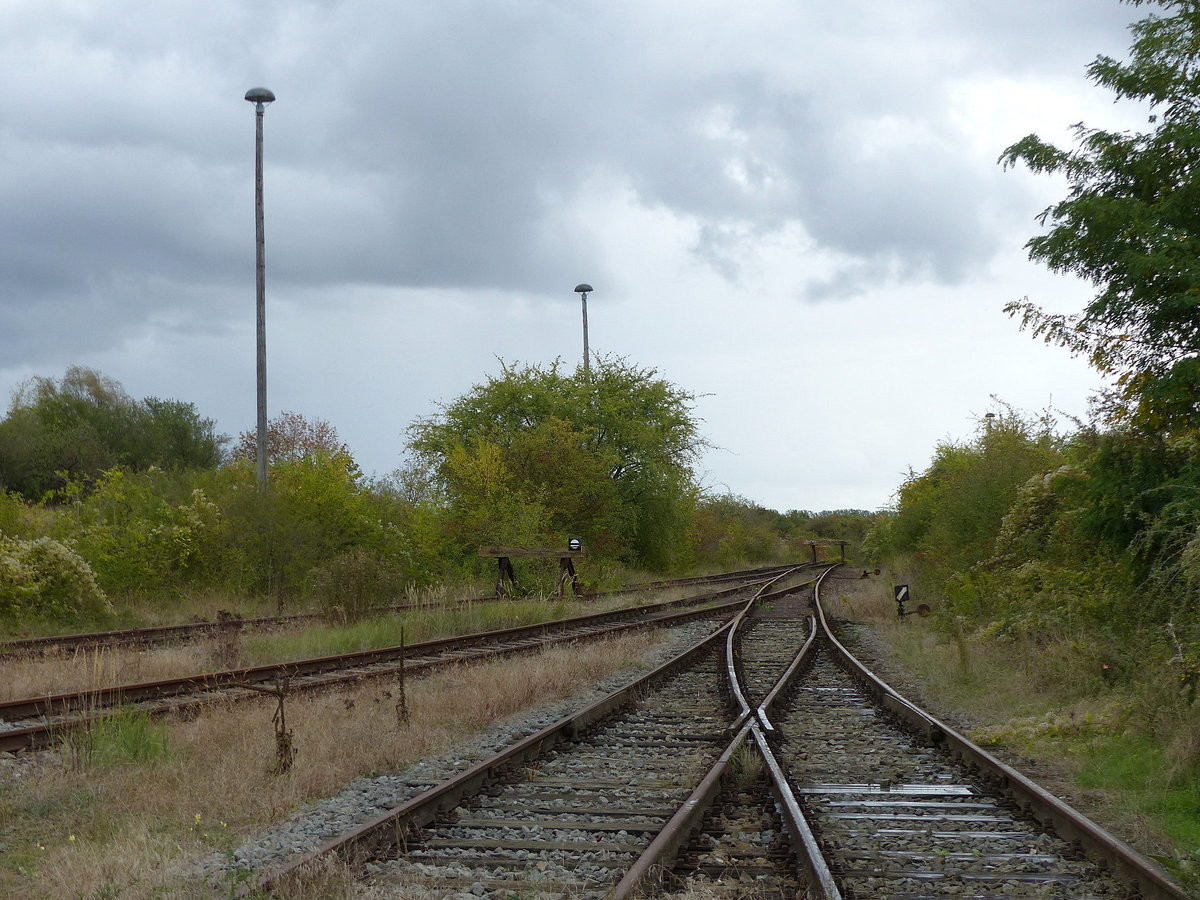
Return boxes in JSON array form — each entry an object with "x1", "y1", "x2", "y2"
[
  {"x1": 246, "y1": 87, "x2": 275, "y2": 488},
  {"x1": 574, "y1": 283, "x2": 593, "y2": 377}
]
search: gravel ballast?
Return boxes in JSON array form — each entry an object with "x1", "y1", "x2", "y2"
[{"x1": 196, "y1": 620, "x2": 717, "y2": 891}]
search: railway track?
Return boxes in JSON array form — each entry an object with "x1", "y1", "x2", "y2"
[
  {"x1": 225, "y1": 565, "x2": 1191, "y2": 900},
  {"x1": 777, "y1": 647, "x2": 1119, "y2": 898},
  {"x1": 0, "y1": 563, "x2": 796, "y2": 659},
  {"x1": 0, "y1": 567, "x2": 799, "y2": 752},
  {"x1": 236, "y1": 568, "x2": 814, "y2": 897},
  {"x1": 618, "y1": 572, "x2": 1190, "y2": 900}
]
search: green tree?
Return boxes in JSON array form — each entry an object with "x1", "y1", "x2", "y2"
[
  {"x1": 136, "y1": 398, "x2": 225, "y2": 471},
  {"x1": 1001, "y1": 0, "x2": 1200, "y2": 427},
  {"x1": 407, "y1": 356, "x2": 707, "y2": 570},
  {"x1": 866, "y1": 411, "x2": 1062, "y2": 579},
  {"x1": 0, "y1": 367, "x2": 225, "y2": 497}
]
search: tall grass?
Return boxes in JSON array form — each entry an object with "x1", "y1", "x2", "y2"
[
  {"x1": 243, "y1": 597, "x2": 576, "y2": 662},
  {"x1": 62, "y1": 709, "x2": 175, "y2": 770}
]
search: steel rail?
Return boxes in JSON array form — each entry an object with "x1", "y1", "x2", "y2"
[
  {"x1": 749, "y1": 721, "x2": 843, "y2": 900},
  {"x1": 747, "y1": 563, "x2": 844, "y2": 900},
  {"x1": 809, "y1": 572, "x2": 1193, "y2": 900},
  {"x1": 609, "y1": 563, "x2": 842, "y2": 900},
  {"x1": 723, "y1": 566, "x2": 814, "y2": 728},
  {"x1": 0, "y1": 563, "x2": 801, "y2": 659},
  {"x1": 611, "y1": 562, "x2": 1192, "y2": 900},
  {"x1": 235, "y1": 565, "x2": 817, "y2": 898},
  {"x1": 0, "y1": 575, "x2": 777, "y2": 722},
  {"x1": 608, "y1": 721, "x2": 756, "y2": 900},
  {"x1": 236, "y1": 612, "x2": 743, "y2": 898}
]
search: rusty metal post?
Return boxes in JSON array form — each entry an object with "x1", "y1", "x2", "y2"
[
  {"x1": 557, "y1": 557, "x2": 582, "y2": 599},
  {"x1": 396, "y1": 627, "x2": 409, "y2": 725}
]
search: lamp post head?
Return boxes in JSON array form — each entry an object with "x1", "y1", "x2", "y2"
[
  {"x1": 245, "y1": 87, "x2": 276, "y2": 108},
  {"x1": 574, "y1": 283, "x2": 593, "y2": 295}
]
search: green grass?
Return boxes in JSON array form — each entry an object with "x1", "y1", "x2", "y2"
[
  {"x1": 62, "y1": 710, "x2": 175, "y2": 769},
  {"x1": 1076, "y1": 734, "x2": 1200, "y2": 850}
]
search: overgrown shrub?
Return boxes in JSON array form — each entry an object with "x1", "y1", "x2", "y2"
[
  {"x1": 0, "y1": 490, "x2": 33, "y2": 538},
  {"x1": 53, "y1": 468, "x2": 225, "y2": 596},
  {"x1": 0, "y1": 535, "x2": 110, "y2": 623}
]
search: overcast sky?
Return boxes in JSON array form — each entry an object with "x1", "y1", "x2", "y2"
[{"x1": 0, "y1": 1, "x2": 1151, "y2": 512}]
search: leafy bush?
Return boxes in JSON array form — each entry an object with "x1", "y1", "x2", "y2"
[
  {"x1": 865, "y1": 409, "x2": 1062, "y2": 582},
  {"x1": 53, "y1": 468, "x2": 225, "y2": 596},
  {"x1": 212, "y1": 451, "x2": 390, "y2": 603},
  {"x1": 408, "y1": 355, "x2": 707, "y2": 571},
  {"x1": 0, "y1": 490, "x2": 33, "y2": 539},
  {"x1": 0, "y1": 535, "x2": 110, "y2": 623}
]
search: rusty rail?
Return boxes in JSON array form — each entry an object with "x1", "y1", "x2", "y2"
[
  {"x1": 237, "y1": 612, "x2": 743, "y2": 897},
  {"x1": 0, "y1": 563, "x2": 800, "y2": 658},
  {"x1": 235, "y1": 565, "x2": 819, "y2": 897}
]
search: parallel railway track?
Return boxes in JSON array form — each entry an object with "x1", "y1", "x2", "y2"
[
  {"x1": 226, "y1": 564, "x2": 1191, "y2": 900},
  {"x1": 0, "y1": 563, "x2": 797, "y2": 659},
  {"x1": 0, "y1": 567, "x2": 800, "y2": 752}
]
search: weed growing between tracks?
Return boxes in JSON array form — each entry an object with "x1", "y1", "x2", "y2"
[
  {"x1": 0, "y1": 629, "x2": 669, "y2": 898},
  {"x1": 830, "y1": 571, "x2": 1200, "y2": 891},
  {"x1": 61, "y1": 709, "x2": 176, "y2": 770}
]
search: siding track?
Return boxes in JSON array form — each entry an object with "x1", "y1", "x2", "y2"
[
  {"x1": 0, "y1": 564, "x2": 796, "y2": 659},
  {"x1": 0, "y1": 568, "x2": 794, "y2": 752}
]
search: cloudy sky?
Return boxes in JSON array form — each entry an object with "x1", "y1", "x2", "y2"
[{"x1": 0, "y1": 1, "x2": 1151, "y2": 511}]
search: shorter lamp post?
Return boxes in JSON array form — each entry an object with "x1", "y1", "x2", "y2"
[{"x1": 574, "y1": 283, "x2": 593, "y2": 377}]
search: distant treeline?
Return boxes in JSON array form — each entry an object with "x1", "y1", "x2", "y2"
[{"x1": 0, "y1": 363, "x2": 875, "y2": 626}]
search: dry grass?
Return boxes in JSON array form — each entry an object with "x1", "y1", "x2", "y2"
[
  {"x1": 827, "y1": 572, "x2": 1111, "y2": 722},
  {"x1": 0, "y1": 582, "x2": 706, "y2": 701},
  {"x1": 0, "y1": 630, "x2": 669, "y2": 899},
  {"x1": 0, "y1": 642, "x2": 219, "y2": 700}
]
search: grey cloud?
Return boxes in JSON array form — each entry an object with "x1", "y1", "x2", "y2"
[{"x1": 0, "y1": 0, "x2": 1142, "y2": 363}]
